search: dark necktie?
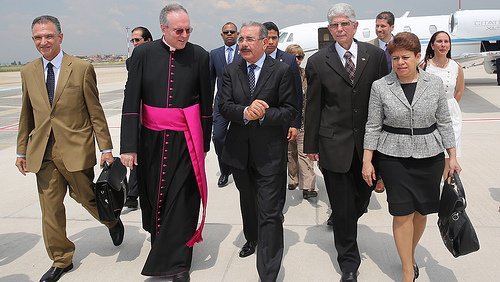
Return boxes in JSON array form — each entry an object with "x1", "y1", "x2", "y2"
[
  {"x1": 46, "y1": 62, "x2": 55, "y2": 106},
  {"x1": 227, "y1": 47, "x2": 233, "y2": 64},
  {"x1": 248, "y1": 64, "x2": 257, "y2": 96},
  {"x1": 344, "y1": 51, "x2": 355, "y2": 82},
  {"x1": 385, "y1": 43, "x2": 392, "y2": 72}
]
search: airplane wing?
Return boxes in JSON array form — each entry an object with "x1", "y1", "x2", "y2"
[{"x1": 454, "y1": 51, "x2": 500, "y2": 73}]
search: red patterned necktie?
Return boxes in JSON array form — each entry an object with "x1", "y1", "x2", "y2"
[{"x1": 344, "y1": 51, "x2": 355, "y2": 82}]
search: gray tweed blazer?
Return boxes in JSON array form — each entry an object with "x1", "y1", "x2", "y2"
[{"x1": 364, "y1": 70, "x2": 455, "y2": 158}]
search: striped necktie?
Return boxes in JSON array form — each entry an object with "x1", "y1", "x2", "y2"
[{"x1": 227, "y1": 47, "x2": 233, "y2": 64}]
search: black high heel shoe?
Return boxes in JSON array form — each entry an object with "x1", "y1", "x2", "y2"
[{"x1": 413, "y1": 263, "x2": 419, "y2": 280}]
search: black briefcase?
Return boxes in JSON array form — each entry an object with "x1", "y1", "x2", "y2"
[{"x1": 94, "y1": 157, "x2": 128, "y2": 222}]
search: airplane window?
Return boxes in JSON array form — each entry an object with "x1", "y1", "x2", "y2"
[
  {"x1": 287, "y1": 33, "x2": 294, "y2": 42},
  {"x1": 279, "y1": 32, "x2": 288, "y2": 43},
  {"x1": 429, "y1": 25, "x2": 437, "y2": 34},
  {"x1": 404, "y1": 26, "x2": 412, "y2": 32},
  {"x1": 362, "y1": 28, "x2": 370, "y2": 38},
  {"x1": 449, "y1": 12, "x2": 458, "y2": 35}
]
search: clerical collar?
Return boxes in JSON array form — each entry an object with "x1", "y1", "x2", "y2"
[{"x1": 162, "y1": 36, "x2": 176, "y2": 52}]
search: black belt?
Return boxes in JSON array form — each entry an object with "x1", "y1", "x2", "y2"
[{"x1": 382, "y1": 123, "x2": 437, "y2": 135}]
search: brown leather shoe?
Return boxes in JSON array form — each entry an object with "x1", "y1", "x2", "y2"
[{"x1": 374, "y1": 179, "x2": 385, "y2": 193}]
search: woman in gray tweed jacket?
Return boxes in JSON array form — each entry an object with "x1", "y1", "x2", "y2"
[{"x1": 361, "y1": 32, "x2": 461, "y2": 282}]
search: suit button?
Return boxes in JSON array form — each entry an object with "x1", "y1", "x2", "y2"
[
  {"x1": 353, "y1": 109, "x2": 358, "y2": 113},
  {"x1": 354, "y1": 128, "x2": 358, "y2": 133}
]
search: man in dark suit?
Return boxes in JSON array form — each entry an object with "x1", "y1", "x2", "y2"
[
  {"x1": 303, "y1": 4, "x2": 389, "y2": 282},
  {"x1": 16, "y1": 15, "x2": 123, "y2": 282},
  {"x1": 262, "y1": 21, "x2": 306, "y2": 210},
  {"x1": 209, "y1": 22, "x2": 241, "y2": 187},
  {"x1": 126, "y1": 26, "x2": 153, "y2": 71},
  {"x1": 125, "y1": 26, "x2": 153, "y2": 209},
  {"x1": 218, "y1": 21, "x2": 297, "y2": 282}
]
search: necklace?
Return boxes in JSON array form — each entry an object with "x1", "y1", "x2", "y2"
[{"x1": 433, "y1": 58, "x2": 448, "y2": 68}]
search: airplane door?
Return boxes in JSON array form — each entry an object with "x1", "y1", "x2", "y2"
[{"x1": 318, "y1": 27, "x2": 334, "y2": 50}]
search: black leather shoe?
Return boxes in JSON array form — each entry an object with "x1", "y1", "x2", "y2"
[
  {"x1": 327, "y1": 214, "x2": 334, "y2": 226},
  {"x1": 239, "y1": 241, "x2": 257, "y2": 258},
  {"x1": 109, "y1": 219, "x2": 124, "y2": 246},
  {"x1": 217, "y1": 173, "x2": 230, "y2": 187},
  {"x1": 303, "y1": 189, "x2": 318, "y2": 199},
  {"x1": 288, "y1": 183, "x2": 298, "y2": 190},
  {"x1": 124, "y1": 196, "x2": 138, "y2": 209},
  {"x1": 172, "y1": 272, "x2": 190, "y2": 282},
  {"x1": 40, "y1": 263, "x2": 73, "y2": 282},
  {"x1": 340, "y1": 271, "x2": 357, "y2": 282}
]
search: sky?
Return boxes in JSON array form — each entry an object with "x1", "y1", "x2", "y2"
[{"x1": 2, "y1": 0, "x2": 500, "y2": 65}]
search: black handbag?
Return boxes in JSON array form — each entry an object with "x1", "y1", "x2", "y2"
[
  {"x1": 94, "y1": 157, "x2": 128, "y2": 222},
  {"x1": 437, "y1": 171, "x2": 480, "y2": 257}
]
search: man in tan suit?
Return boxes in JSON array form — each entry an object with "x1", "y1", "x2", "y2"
[{"x1": 15, "y1": 15, "x2": 124, "y2": 282}]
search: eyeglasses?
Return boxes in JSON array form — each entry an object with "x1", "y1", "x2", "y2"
[
  {"x1": 130, "y1": 38, "x2": 143, "y2": 43},
  {"x1": 296, "y1": 55, "x2": 304, "y2": 60},
  {"x1": 237, "y1": 37, "x2": 265, "y2": 43},
  {"x1": 222, "y1": 30, "x2": 237, "y2": 35},
  {"x1": 329, "y1": 21, "x2": 353, "y2": 29},
  {"x1": 168, "y1": 27, "x2": 193, "y2": 35}
]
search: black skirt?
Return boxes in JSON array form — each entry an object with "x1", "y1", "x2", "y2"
[{"x1": 378, "y1": 152, "x2": 444, "y2": 216}]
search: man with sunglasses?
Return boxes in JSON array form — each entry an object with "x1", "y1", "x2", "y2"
[
  {"x1": 209, "y1": 22, "x2": 241, "y2": 188},
  {"x1": 304, "y1": 3, "x2": 388, "y2": 281},
  {"x1": 121, "y1": 4, "x2": 212, "y2": 282},
  {"x1": 219, "y1": 21, "x2": 297, "y2": 282},
  {"x1": 125, "y1": 26, "x2": 153, "y2": 71},
  {"x1": 123, "y1": 26, "x2": 153, "y2": 210}
]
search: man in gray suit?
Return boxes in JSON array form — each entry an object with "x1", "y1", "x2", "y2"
[{"x1": 304, "y1": 3, "x2": 388, "y2": 281}]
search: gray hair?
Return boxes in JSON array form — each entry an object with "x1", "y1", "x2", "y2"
[
  {"x1": 327, "y1": 3, "x2": 356, "y2": 23},
  {"x1": 32, "y1": 15, "x2": 61, "y2": 35},
  {"x1": 241, "y1": 21, "x2": 269, "y2": 39},
  {"x1": 159, "y1": 3, "x2": 188, "y2": 26}
]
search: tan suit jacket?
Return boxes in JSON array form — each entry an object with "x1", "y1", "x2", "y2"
[
  {"x1": 17, "y1": 53, "x2": 112, "y2": 173},
  {"x1": 367, "y1": 38, "x2": 378, "y2": 46}
]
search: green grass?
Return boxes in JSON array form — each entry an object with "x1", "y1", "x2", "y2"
[{"x1": 0, "y1": 65, "x2": 23, "y2": 72}]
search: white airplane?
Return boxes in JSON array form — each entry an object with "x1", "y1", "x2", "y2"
[{"x1": 277, "y1": 10, "x2": 500, "y2": 74}]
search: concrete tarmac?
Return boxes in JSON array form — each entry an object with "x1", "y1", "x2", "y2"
[{"x1": 0, "y1": 64, "x2": 499, "y2": 281}]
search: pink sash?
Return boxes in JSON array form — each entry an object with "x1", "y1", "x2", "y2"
[{"x1": 141, "y1": 103, "x2": 207, "y2": 247}]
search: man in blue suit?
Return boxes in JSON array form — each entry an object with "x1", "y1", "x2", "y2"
[
  {"x1": 263, "y1": 22, "x2": 306, "y2": 211},
  {"x1": 209, "y1": 22, "x2": 241, "y2": 187}
]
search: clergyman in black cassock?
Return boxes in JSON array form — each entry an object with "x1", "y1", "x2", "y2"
[{"x1": 120, "y1": 4, "x2": 212, "y2": 280}]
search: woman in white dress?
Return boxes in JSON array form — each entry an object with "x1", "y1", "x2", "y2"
[{"x1": 421, "y1": 31, "x2": 465, "y2": 180}]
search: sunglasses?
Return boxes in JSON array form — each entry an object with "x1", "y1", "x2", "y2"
[
  {"x1": 130, "y1": 38, "x2": 143, "y2": 43},
  {"x1": 169, "y1": 27, "x2": 193, "y2": 35},
  {"x1": 222, "y1": 30, "x2": 237, "y2": 35},
  {"x1": 296, "y1": 55, "x2": 304, "y2": 60}
]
